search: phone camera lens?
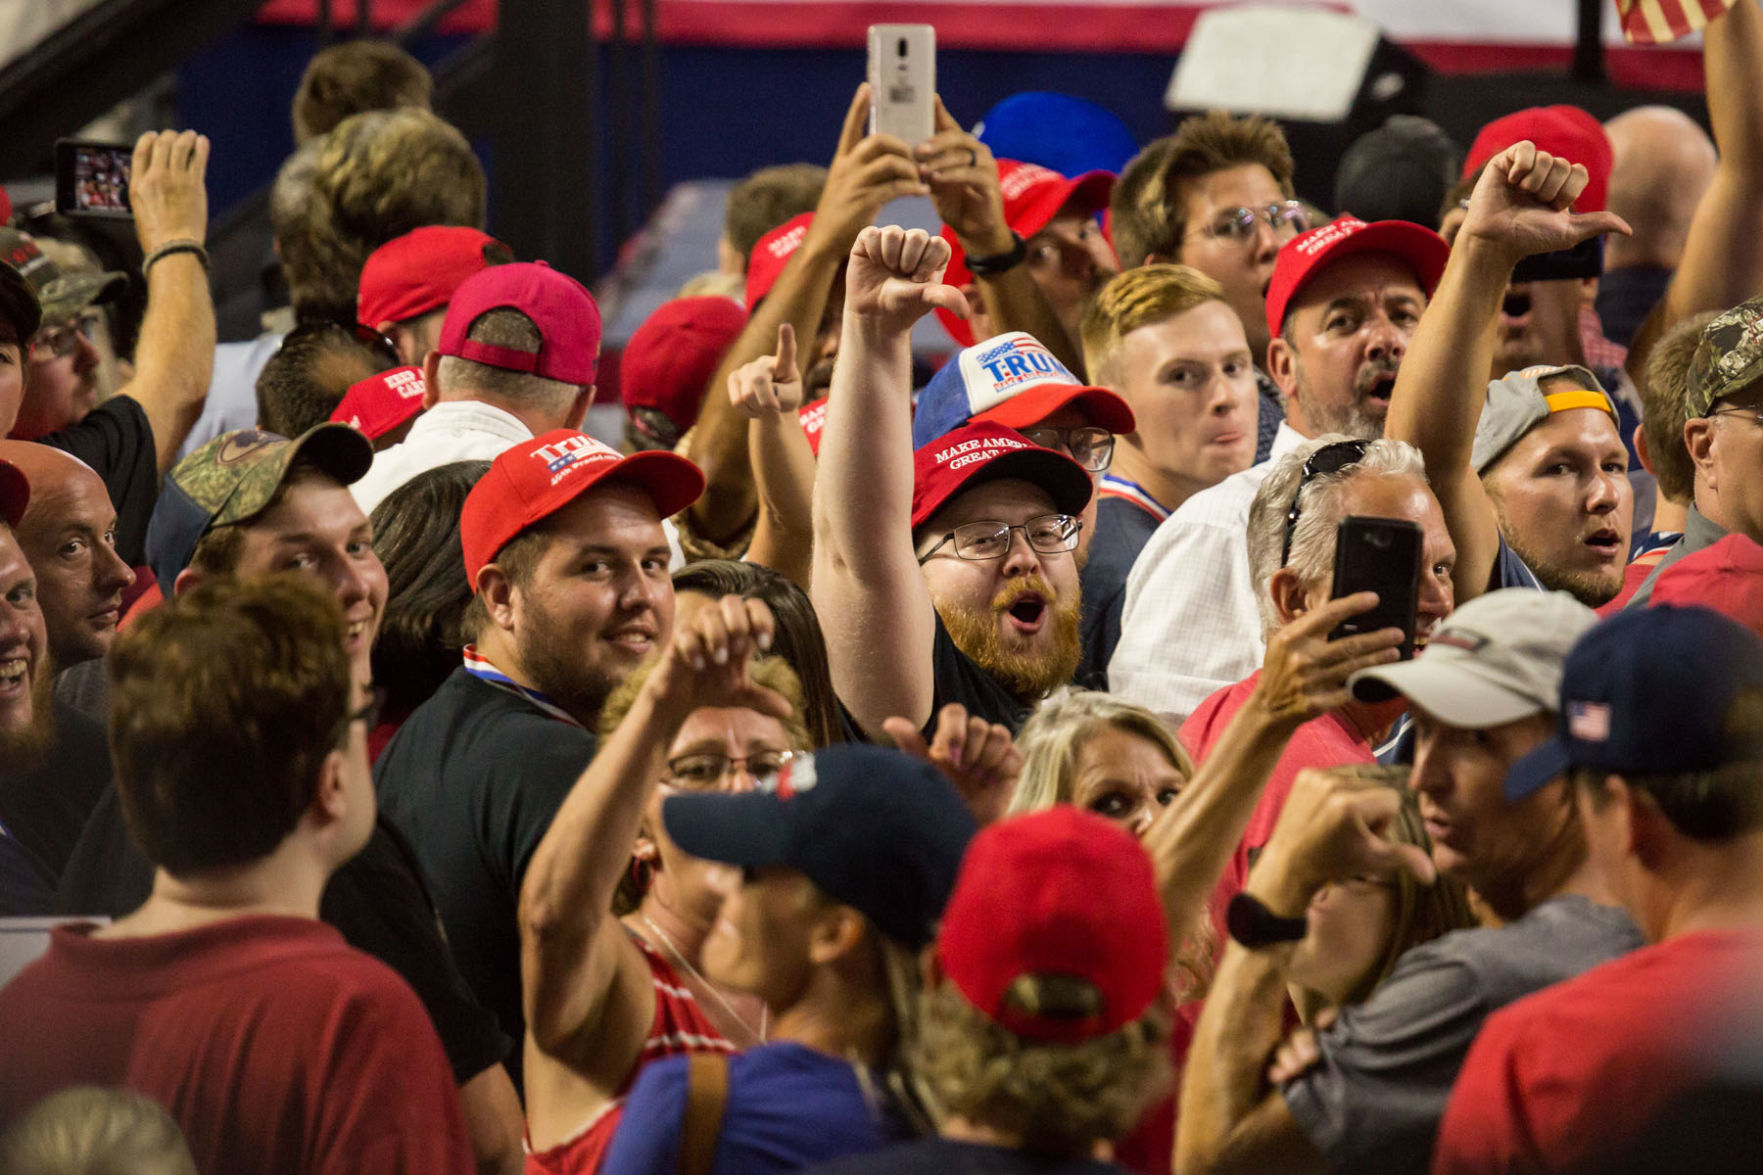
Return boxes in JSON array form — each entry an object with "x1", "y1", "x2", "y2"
[{"x1": 897, "y1": 37, "x2": 908, "y2": 57}]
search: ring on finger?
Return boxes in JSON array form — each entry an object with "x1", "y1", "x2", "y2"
[{"x1": 965, "y1": 147, "x2": 977, "y2": 167}]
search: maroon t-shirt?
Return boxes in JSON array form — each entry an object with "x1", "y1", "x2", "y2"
[{"x1": 0, "y1": 915, "x2": 473, "y2": 1175}]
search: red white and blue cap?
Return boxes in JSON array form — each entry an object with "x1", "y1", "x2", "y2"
[
  {"x1": 661, "y1": 743, "x2": 978, "y2": 950},
  {"x1": 460, "y1": 429, "x2": 703, "y2": 587},
  {"x1": 1507, "y1": 604, "x2": 1763, "y2": 800},
  {"x1": 912, "y1": 331, "x2": 1135, "y2": 450}
]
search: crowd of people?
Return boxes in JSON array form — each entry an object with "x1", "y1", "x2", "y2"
[{"x1": 0, "y1": 16, "x2": 1762, "y2": 1175}]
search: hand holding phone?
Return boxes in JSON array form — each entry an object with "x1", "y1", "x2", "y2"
[
  {"x1": 867, "y1": 25, "x2": 936, "y2": 146},
  {"x1": 1330, "y1": 516, "x2": 1423, "y2": 703},
  {"x1": 55, "y1": 140, "x2": 134, "y2": 219}
]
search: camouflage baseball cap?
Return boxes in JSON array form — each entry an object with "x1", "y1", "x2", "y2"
[
  {"x1": 0, "y1": 227, "x2": 125, "y2": 329},
  {"x1": 1686, "y1": 295, "x2": 1763, "y2": 418},
  {"x1": 144, "y1": 424, "x2": 373, "y2": 592}
]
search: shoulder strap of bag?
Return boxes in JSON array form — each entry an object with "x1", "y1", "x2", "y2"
[{"x1": 677, "y1": 1050, "x2": 731, "y2": 1175}]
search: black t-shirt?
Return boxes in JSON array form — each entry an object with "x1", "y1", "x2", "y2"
[
  {"x1": 1075, "y1": 496, "x2": 1160, "y2": 691},
  {"x1": 0, "y1": 831, "x2": 54, "y2": 915},
  {"x1": 927, "y1": 612, "x2": 1033, "y2": 738},
  {"x1": 0, "y1": 697, "x2": 111, "y2": 880},
  {"x1": 54, "y1": 792, "x2": 510, "y2": 1085},
  {"x1": 372, "y1": 667, "x2": 599, "y2": 1090},
  {"x1": 807, "y1": 1137, "x2": 1129, "y2": 1174},
  {"x1": 40, "y1": 395, "x2": 159, "y2": 566}
]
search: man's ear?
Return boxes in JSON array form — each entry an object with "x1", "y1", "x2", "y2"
[
  {"x1": 476, "y1": 564, "x2": 519, "y2": 631},
  {"x1": 310, "y1": 748, "x2": 348, "y2": 825},
  {"x1": 807, "y1": 904, "x2": 868, "y2": 967},
  {"x1": 1268, "y1": 566, "x2": 1314, "y2": 627},
  {"x1": 1633, "y1": 424, "x2": 1655, "y2": 476},
  {"x1": 1683, "y1": 416, "x2": 1717, "y2": 488},
  {"x1": 421, "y1": 350, "x2": 442, "y2": 410},
  {"x1": 1266, "y1": 333, "x2": 1300, "y2": 404},
  {"x1": 171, "y1": 566, "x2": 204, "y2": 598}
]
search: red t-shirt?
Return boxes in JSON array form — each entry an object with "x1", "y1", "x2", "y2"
[
  {"x1": 0, "y1": 915, "x2": 472, "y2": 1175},
  {"x1": 1432, "y1": 929, "x2": 1761, "y2": 1175},
  {"x1": 1181, "y1": 671, "x2": 1379, "y2": 930},
  {"x1": 525, "y1": 931, "x2": 734, "y2": 1175}
]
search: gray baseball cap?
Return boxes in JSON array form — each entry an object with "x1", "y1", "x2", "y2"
[
  {"x1": 1470, "y1": 364, "x2": 1618, "y2": 475},
  {"x1": 1350, "y1": 589, "x2": 1598, "y2": 728}
]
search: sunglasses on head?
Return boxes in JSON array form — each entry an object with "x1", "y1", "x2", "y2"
[{"x1": 1281, "y1": 439, "x2": 1370, "y2": 567}]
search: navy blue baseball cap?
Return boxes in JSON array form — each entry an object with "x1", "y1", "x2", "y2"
[
  {"x1": 973, "y1": 92, "x2": 1139, "y2": 179},
  {"x1": 1506, "y1": 605, "x2": 1763, "y2": 800},
  {"x1": 661, "y1": 743, "x2": 978, "y2": 950}
]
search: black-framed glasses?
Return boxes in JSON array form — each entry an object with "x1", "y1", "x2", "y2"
[
  {"x1": 1708, "y1": 404, "x2": 1763, "y2": 427},
  {"x1": 286, "y1": 319, "x2": 401, "y2": 369},
  {"x1": 1281, "y1": 440, "x2": 1370, "y2": 567},
  {"x1": 1189, "y1": 201, "x2": 1311, "y2": 246},
  {"x1": 337, "y1": 686, "x2": 386, "y2": 745},
  {"x1": 1019, "y1": 425, "x2": 1115, "y2": 473},
  {"x1": 917, "y1": 513, "x2": 1082, "y2": 564},
  {"x1": 665, "y1": 749, "x2": 794, "y2": 790}
]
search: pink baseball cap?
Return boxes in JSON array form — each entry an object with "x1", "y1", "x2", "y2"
[
  {"x1": 937, "y1": 160, "x2": 1116, "y2": 347},
  {"x1": 1263, "y1": 217, "x2": 1449, "y2": 342},
  {"x1": 460, "y1": 429, "x2": 704, "y2": 586},
  {"x1": 911, "y1": 420, "x2": 1092, "y2": 531},
  {"x1": 745, "y1": 213, "x2": 814, "y2": 308},
  {"x1": 437, "y1": 262, "x2": 603, "y2": 386},
  {"x1": 357, "y1": 226, "x2": 513, "y2": 328},
  {"x1": 330, "y1": 365, "x2": 428, "y2": 441}
]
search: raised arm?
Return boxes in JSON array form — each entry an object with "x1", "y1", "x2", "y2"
[
  {"x1": 1633, "y1": 0, "x2": 1763, "y2": 372},
  {"x1": 811, "y1": 225, "x2": 969, "y2": 739},
  {"x1": 1144, "y1": 593, "x2": 1402, "y2": 950},
  {"x1": 116, "y1": 130, "x2": 215, "y2": 475},
  {"x1": 919, "y1": 97, "x2": 1088, "y2": 374},
  {"x1": 686, "y1": 86, "x2": 925, "y2": 543},
  {"x1": 728, "y1": 324, "x2": 817, "y2": 589},
  {"x1": 1385, "y1": 143, "x2": 1627, "y2": 601},
  {"x1": 518, "y1": 597, "x2": 787, "y2": 1085}
]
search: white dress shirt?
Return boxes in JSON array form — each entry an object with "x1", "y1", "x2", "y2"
[
  {"x1": 1109, "y1": 422, "x2": 1307, "y2": 727},
  {"x1": 351, "y1": 399, "x2": 534, "y2": 515}
]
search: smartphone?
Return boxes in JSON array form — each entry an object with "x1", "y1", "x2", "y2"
[
  {"x1": 1330, "y1": 516, "x2": 1423, "y2": 703},
  {"x1": 868, "y1": 25, "x2": 935, "y2": 145},
  {"x1": 55, "y1": 139, "x2": 133, "y2": 219}
]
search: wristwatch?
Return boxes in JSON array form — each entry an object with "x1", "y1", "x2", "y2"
[
  {"x1": 964, "y1": 231, "x2": 1027, "y2": 276},
  {"x1": 1226, "y1": 892, "x2": 1309, "y2": 949}
]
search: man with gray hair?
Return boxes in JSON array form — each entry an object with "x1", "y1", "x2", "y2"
[
  {"x1": 1180, "y1": 432, "x2": 1457, "y2": 918},
  {"x1": 1181, "y1": 588, "x2": 1641, "y2": 1175},
  {"x1": 350, "y1": 262, "x2": 599, "y2": 513}
]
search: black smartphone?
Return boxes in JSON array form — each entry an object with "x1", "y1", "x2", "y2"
[
  {"x1": 1330, "y1": 515, "x2": 1423, "y2": 703},
  {"x1": 55, "y1": 139, "x2": 133, "y2": 219}
]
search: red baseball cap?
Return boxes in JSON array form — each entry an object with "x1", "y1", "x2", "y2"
[
  {"x1": 357, "y1": 226, "x2": 513, "y2": 328},
  {"x1": 1264, "y1": 217, "x2": 1450, "y2": 342},
  {"x1": 1650, "y1": 534, "x2": 1763, "y2": 634},
  {"x1": 745, "y1": 212, "x2": 814, "y2": 309},
  {"x1": 912, "y1": 420, "x2": 1093, "y2": 531},
  {"x1": 938, "y1": 160, "x2": 1117, "y2": 347},
  {"x1": 330, "y1": 365, "x2": 427, "y2": 441},
  {"x1": 437, "y1": 262, "x2": 603, "y2": 386},
  {"x1": 461, "y1": 429, "x2": 704, "y2": 587},
  {"x1": 798, "y1": 397, "x2": 828, "y2": 457},
  {"x1": 0, "y1": 458, "x2": 28, "y2": 528},
  {"x1": 939, "y1": 806, "x2": 1168, "y2": 1044},
  {"x1": 1464, "y1": 106, "x2": 1612, "y2": 214},
  {"x1": 622, "y1": 296, "x2": 748, "y2": 438}
]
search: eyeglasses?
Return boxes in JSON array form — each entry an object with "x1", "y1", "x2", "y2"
[
  {"x1": 1188, "y1": 201, "x2": 1311, "y2": 246},
  {"x1": 1709, "y1": 404, "x2": 1763, "y2": 427},
  {"x1": 30, "y1": 312, "x2": 101, "y2": 361},
  {"x1": 1019, "y1": 425, "x2": 1115, "y2": 473},
  {"x1": 336, "y1": 686, "x2": 386, "y2": 746},
  {"x1": 285, "y1": 319, "x2": 402, "y2": 369},
  {"x1": 665, "y1": 749, "x2": 794, "y2": 790},
  {"x1": 918, "y1": 513, "x2": 1082, "y2": 564},
  {"x1": 1281, "y1": 439, "x2": 1370, "y2": 567}
]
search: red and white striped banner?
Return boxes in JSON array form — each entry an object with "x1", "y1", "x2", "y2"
[{"x1": 1617, "y1": 0, "x2": 1737, "y2": 43}]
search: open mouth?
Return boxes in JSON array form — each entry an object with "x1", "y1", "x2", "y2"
[
  {"x1": 0, "y1": 656, "x2": 27, "y2": 692},
  {"x1": 606, "y1": 625, "x2": 657, "y2": 653},
  {"x1": 1004, "y1": 594, "x2": 1047, "y2": 634},
  {"x1": 345, "y1": 618, "x2": 370, "y2": 645},
  {"x1": 1584, "y1": 529, "x2": 1623, "y2": 559},
  {"x1": 1501, "y1": 290, "x2": 1533, "y2": 324},
  {"x1": 1364, "y1": 373, "x2": 1397, "y2": 407}
]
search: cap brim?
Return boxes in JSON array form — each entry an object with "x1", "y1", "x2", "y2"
[
  {"x1": 662, "y1": 791, "x2": 792, "y2": 868},
  {"x1": 1351, "y1": 657, "x2": 1550, "y2": 730},
  {"x1": 976, "y1": 384, "x2": 1137, "y2": 437},
  {"x1": 39, "y1": 271, "x2": 126, "y2": 320},
  {"x1": 1010, "y1": 170, "x2": 1117, "y2": 238},
  {"x1": 289, "y1": 422, "x2": 375, "y2": 489},
  {"x1": 946, "y1": 445, "x2": 1095, "y2": 525},
  {"x1": 606, "y1": 449, "x2": 706, "y2": 520},
  {"x1": 0, "y1": 459, "x2": 29, "y2": 528},
  {"x1": 1506, "y1": 737, "x2": 1571, "y2": 801}
]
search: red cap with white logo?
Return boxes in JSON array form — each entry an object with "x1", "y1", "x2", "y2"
[
  {"x1": 911, "y1": 419, "x2": 1092, "y2": 531},
  {"x1": 1263, "y1": 216, "x2": 1449, "y2": 342},
  {"x1": 745, "y1": 213, "x2": 815, "y2": 309},
  {"x1": 460, "y1": 429, "x2": 704, "y2": 587},
  {"x1": 329, "y1": 365, "x2": 428, "y2": 440}
]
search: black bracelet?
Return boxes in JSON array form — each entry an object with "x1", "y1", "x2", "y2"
[
  {"x1": 1226, "y1": 892, "x2": 1309, "y2": 949},
  {"x1": 964, "y1": 231, "x2": 1027, "y2": 276},
  {"x1": 143, "y1": 239, "x2": 209, "y2": 277}
]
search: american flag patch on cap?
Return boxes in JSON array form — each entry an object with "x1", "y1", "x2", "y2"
[{"x1": 1569, "y1": 701, "x2": 1612, "y2": 742}]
